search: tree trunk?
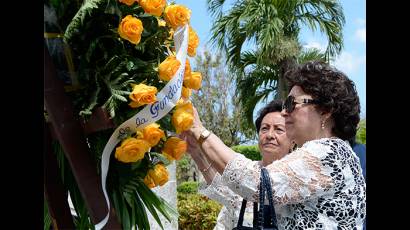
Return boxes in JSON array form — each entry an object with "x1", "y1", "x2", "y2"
[{"x1": 275, "y1": 58, "x2": 297, "y2": 100}]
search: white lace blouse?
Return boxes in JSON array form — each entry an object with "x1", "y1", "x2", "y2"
[
  {"x1": 200, "y1": 171, "x2": 255, "y2": 229},
  {"x1": 200, "y1": 138, "x2": 366, "y2": 230}
]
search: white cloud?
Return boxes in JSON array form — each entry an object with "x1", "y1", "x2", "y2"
[
  {"x1": 355, "y1": 28, "x2": 366, "y2": 43},
  {"x1": 331, "y1": 51, "x2": 366, "y2": 75},
  {"x1": 355, "y1": 18, "x2": 366, "y2": 27},
  {"x1": 303, "y1": 41, "x2": 326, "y2": 52}
]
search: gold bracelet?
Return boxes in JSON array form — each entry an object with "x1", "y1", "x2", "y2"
[{"x1": 202, "y1": 162, "x2": 213, "y2": 173}]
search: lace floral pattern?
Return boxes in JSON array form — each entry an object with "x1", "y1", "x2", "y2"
[
  {"x1": 199, "y1": 172, "x2": 257, "y2": 229},
  {"x1": 221, "y1": 138, "x2": 366, "y2": 229}
]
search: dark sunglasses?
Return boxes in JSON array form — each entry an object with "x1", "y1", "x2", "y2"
[{"x1": 282, "y1": 95, "x2": 320, "y2": 113}]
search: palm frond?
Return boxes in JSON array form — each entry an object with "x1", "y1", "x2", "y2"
[
  {"x1": 237, "y1": 66, "x2": 279, "y2": 127},
  {"x1": 297, "y1": 47, "x2": 327, "y2": 64},
  {"x1": 64, "y1": 0, "x2": 108, "y2": 42},
  {"x1": 79, "y1": 76, "x2": 101, "y2": 117},
  {"x1": 207, "y1": 0, "x2": 226, "y2": 19},
  {"x1": 210, "y1": 0, "x2": 247, "y2": 54},
  {"x1": 114, "y1": 163, "x2": 178, "y2": 230},
  {"x1": 295, "y1": 0, "x2": 345, "y2": 59},
  {"x1": 44, "y1": 200, "x2": 52, "y2": 230}
]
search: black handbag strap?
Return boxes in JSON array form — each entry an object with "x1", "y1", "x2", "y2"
[
  {"x1": 235, "y1": 168, "x2": 278, "y2": 229},
  {"x1": 258, "y1": 173, "x2": 266, "y2": 229},
  {"x1": 261, "y1": 168, "x2": 278, "y2": 229},
  {"x1": 236, "y1": 199, "x2": 259, "y2": 227},
  {"x1": 237, "y1": 199, "x2": 248, "y2": 227},
  {"x1": 253, "y1": 202, "x2": 258, "y2": 227}
]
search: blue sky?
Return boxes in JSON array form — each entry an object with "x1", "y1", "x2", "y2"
[{"x1": 176, "y1": 0, "x2": 366, "y2": 119}]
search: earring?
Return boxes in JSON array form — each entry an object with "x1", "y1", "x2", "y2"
[{"x1": 321, "y1": 120, "x2": 325, "y2": 130}]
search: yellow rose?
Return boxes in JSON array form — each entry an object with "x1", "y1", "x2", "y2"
[
  {"x1": 187, "y1": 27, "x2": 199, "y2": 57},
  {"x1": 129, "y1": 83, "x2": 158, "y2": 108},
  {"x1": 138, "y1": 123, "x2": 165, "y2": 147},
  {"x1": 158, "y1": 56, "x2": 181, "y2": 81},
  {"x1": 115, "y1": 138, "x2": 150, "y2": 163},
  {"x1": 184, "y1": 59, "x2": 191, "y2": 79},
  {"x1": 162, "y1": 137, "x2": 187, "y2": 161},
  {"x1": 118, "y1": 15, "x2": 144, "y2": 45},
  {"x1": 119, "y1": 0, "x2": 138, "y2": 6},
  {"x1": 175, "y1": 99, "x2": 193, "y2": 112},
  {"x1": 139, "y1": 0, "x2": 166, "y2": 17},
  {"x1": 144, "y1": 174, "x2": 156, "y2": 188},
  {"x1": 164, "y1": 4, "x2": 191, "y2": 29},
  {"x1": 184, "y1": 71, "x2": 202, "y2": 90},
  {"x1": 148, "y1": 164, "x2": 169, "y2": 186},
  {"x1": 172, "y1": 100, "x2": 194, "y2": 133},
  {"x1": 181, "y1": 86, "x2": 191, "y2": 99}
]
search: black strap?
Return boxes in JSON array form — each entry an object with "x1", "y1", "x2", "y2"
[
  {"x1": 253, "y1": 202, "x2": 258, "y2": 227},
  {"x1": 258, "y1": 173, "x2": 265, "y2": 229},
  {"x1": 234, "y1": 168, "x2": 278, "y2": 230},
  {"x1": 237, "y1": 199, "x2": 248, "y2": 227},
  {"x1": 261, "y1": 168, "x2": 278, "y2": 229}
]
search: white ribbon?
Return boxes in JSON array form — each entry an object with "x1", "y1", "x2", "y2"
[{"x1": 95, "y1": 24, "x2": 189, "y2": 230}]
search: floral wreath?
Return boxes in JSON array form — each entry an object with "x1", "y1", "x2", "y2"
[{"x1": 47, "y1": 0, "x2": 202, "y2": 229}]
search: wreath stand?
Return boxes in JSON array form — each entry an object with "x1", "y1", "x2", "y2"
[{"x1": 44, "y1": 44, "x2": 122, "y2": 229}]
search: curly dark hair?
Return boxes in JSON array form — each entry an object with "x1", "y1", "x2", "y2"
[
  {"x1": 255, "y1": 99, "x2": 283, "y2": 133},
  {"x1": 285, "y1": 61, "x2": 360, "y2": 140}
]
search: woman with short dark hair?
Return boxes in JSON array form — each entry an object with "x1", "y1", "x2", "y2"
[{"x1": 186, "y1": 99, "x2": 293, "y2": 229}]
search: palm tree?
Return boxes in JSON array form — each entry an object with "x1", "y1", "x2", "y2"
[{"x1": 207, "y1": 0, "x2": 345, "y2": 130}]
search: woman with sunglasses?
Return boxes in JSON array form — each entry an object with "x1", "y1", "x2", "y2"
[{"x1": 181, "y1": 61, "x2": 366, "y2": 229}]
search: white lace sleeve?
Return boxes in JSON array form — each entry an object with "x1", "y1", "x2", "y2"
[
  {"x1": 198, "y1": 172, "x2": 243, "y2": 210},
  {"x1": 221, "y1": 139, "x2": 340, "y2": 206}
]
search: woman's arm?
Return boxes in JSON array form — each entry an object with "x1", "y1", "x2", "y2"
[
  {"x1": 183, "y1": 106, "x2": 237, "y2": 174},
  {"x1": 189, "y1": 146, "x2": 217, "y2": 184},
  {"x1": 219, "y1": 139, "x2": 351, "y2": 205},
  {"x1": 179, "y1": 130, "x2": 218, "y2": 184}
]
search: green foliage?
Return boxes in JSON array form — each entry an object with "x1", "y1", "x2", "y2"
[
  {"x1": 176, "y1": 154, "x2": 192, "y2": 182},
  {"x1": 52, "y1": 141, "x2": 95, "y2": 229},
  {"x1": 178, "y1": 193, "x2": 222, "y2": 230},
  {"x1": 45, "y1": 0, "x2": 83, "y2": 33},
  {"x1": 44, "y1": 200, "x2": 52, "y2": 230},
  {"x1": 64, "y1": 0, "x2": 108, "y2": 42},
  {"x1": 356, "y1": 119, "x2": 366, "y2": 145},
  {"x1": 53, "y1": 140, "x2": 177, "y2": 230},
  {"x1": 231, "y1": 145, "x2": 261, "y2": 161},
  {"x1": 192, "y1": 50, "x2": 255, "y2": 144},
  {"x1": 207, "y1": 0, "x2": 345, "y2": 129},
  {"x1": 177, "y1": 181, "x2": 199, "y2": 194},
  {"x1": 108, "y1": 152, "x2": 177, "y2": 230},
  {"x1": 63, "y1": 0, "x2": 170, "y2": 120},
  {"x1": 46, "y1": 1, "x2": 180, "y2": 229}
]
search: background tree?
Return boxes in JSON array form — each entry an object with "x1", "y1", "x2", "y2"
[
  {"x1": 176, "y1": 49, "x2": 256, "y2": 186},
  {"x1": 356, "y1": 118, "x2": 366, "y2": 145},
  {"x1": 207, "y1": 0, "x2": 345, "y2": 132},
  {"x1": 192, "y1": 49, "x2": 256, "y2": 146}
]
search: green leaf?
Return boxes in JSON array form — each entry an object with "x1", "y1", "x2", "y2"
[
  {"x1": 112, "y1": 190, "x2": 122, "y2": 221},
  {"x1": 134, "y1": 192, "x2": 150, "y2": 230},
  {"x1": 126, "y1": 61, "x2": 135, "y2": 71},
  {"x1": 112, "y1": 93, "x2": 128, "y2": 102},
  {"x1": 130, "y1": 197, "x2": 136, "y2": 229},
  {"x1": 64, "y1": 0, "x2": 107, "y2": 42},
  {"x1": 150, "y1": 152, "x2": 171, "y2": 166},
  {"x1": 79, "y1": 81, "x2": 101, "y2": 117},
  {"x1": 113, "y1": 189, "x2": 130, "y2": 230},
  {"x1": 138, "y1": 180, "x2": 178, "y2": 222},
  {"x1": 44, "y1": 200, "x2": 52, "y2": 230}
]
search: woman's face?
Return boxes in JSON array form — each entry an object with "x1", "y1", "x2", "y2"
[
  {"x1": 258, "y1": 112, "x2": 292, "y2": 165},
  {"x1": 281, "y1": 85, "x2": 324, "y2": 146}
]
